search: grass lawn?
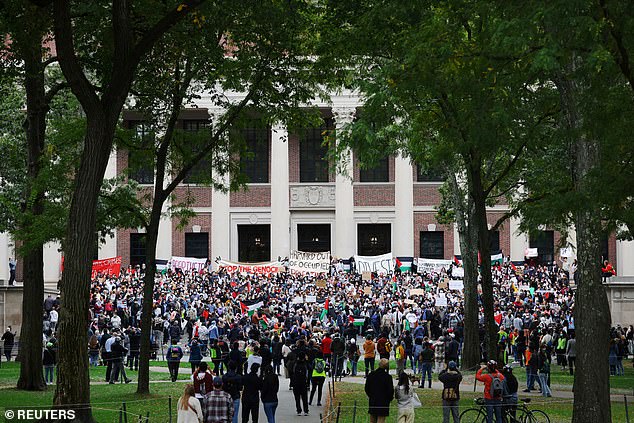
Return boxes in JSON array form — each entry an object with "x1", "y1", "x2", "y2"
[{"x1": 326, "y1": 382, "x2": 630, "y2": 423}]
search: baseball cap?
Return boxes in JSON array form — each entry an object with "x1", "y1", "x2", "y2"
[
  {"x1": 448, "y1": 361, "x2": 457, "y2": 370},
  {"x1": 213, "y1": 376, "x2": 223, "y2": 386}
]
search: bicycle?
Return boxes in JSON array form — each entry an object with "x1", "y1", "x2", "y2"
[{"x1": 459, "y1": 397, "x2": 550, "y2": 423}]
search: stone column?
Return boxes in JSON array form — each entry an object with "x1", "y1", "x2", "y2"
[
  {"x1": 0, "y1": 232, "x2": 9, "y2": 282},
  {"x1": 332, "y1": 107, "x2": 356, "y2": 258},
  {"x1": 210, "y1": 109, "x2": 231, "y2": 261},
  {"x1": 394, "y1": 154, "x2": 414, "y2": 256},
  {"x1": 270, "y1": 123, "x2": 290, "y2": 260},
  {"x1": 509, "y1": 215, "x2": 529, "y2": 261},
  {"x1": 100, "y1": 149, "x2": 119, "y2": 258}
]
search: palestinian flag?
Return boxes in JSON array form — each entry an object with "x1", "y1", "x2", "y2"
[
  {"x1": 396, "y1": 257, "x2": 413, "y2": 272},
  {"x1": 341, "y1": 259, "x2": 352, "y2": 272},
  {"x1": 320, "y1": 298, "x2": 330, "y2": 321},
  {"x1": 491, "y1": 251, "x2": 503, "y2": 266},
  {"x1": 510, "y1": 262, "x2": 517, "y2": 272},
  {"x1": 156, "y1": 259, "x2": 169, "y2": 274},
  {"x1": 260, "y1": 315, "x2": 269, "y2": 329},
  {"x1": 349, "y1": 315, "x2": 365, "y2": 326},
  {"x1": 494, "y1": 312, "x2": 503, "y2": 326},
  {"x1": 453, "y1": 255, "x2": 463, "y2": 266},
  {"x1": 240, "y1": 300, "x2": 263, "y2": 316}
]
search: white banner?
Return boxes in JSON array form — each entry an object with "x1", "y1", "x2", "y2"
[
  {"x1": 170, "y1": 256, "x2": 207, "y2": 272},
  {"x1": 355, "y1": 253, "x2": 393, "y2": 274},
  {"x1": 417, "y1": 258, "x2": 452, "y2": 274},
  {"x1": 288, "y1": 250, "x2": 330, "y2": 274},
  {"x1": 217, "y1": 259, "x2": 283, "y2": 274},
  {"x1": 435, "y1": 295, "x2": 448, "y2": 307},
  {"x1": 560, "y1": 247, "x2": 573, "y2": 258},
  {"x1": 525, "y1": 248, "x2": 539, "y2": 258},
  {"x1": 449, "y1": 280, "x2": 464, "y2": 290},
  {"x1": 452, "y1": 267, "x2": 464, "y2": 279},
  {"x1": 305, "y1": 295, "x2": 317, "y2": 303}
]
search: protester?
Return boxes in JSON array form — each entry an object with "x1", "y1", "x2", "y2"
[
  {"x1": 178, "y1": 385, "x2": 204, "y2": 423},
  {"x1": 363, "y1": 335, "x2": 376, "y2": 378},
  {"x1": 395, "y1": 372, "x2": 416, "y2": 423},
  {"x1": 291, "y1": 354, "x2": 310, "y2": 416},
  {"x1": 2, "y1": 326, "x2": 15, "y2": 361},
  {"x1": 43, "y1": 342, "x2": 56, "y2": 385},
  {"x1": 110, "y1": 336, "x2": 131, "y2": 384},
  {"x1": 193, "y1": 362, "x2": 214, "y2": 403},
  {"x1": 475, "y1": 360, "x2": 505, "y2": 423},
  {"x1": 420, "y1": 340, "x2": 434, "y2": 388},
  {"x1": 167, "y1": 342, "x2": 184, "y2": 382},
  {"x1": 8, "y1": 258, "x2": 16, "y2": 286},
  {"x1": 365, "y1": 359, "x2": 394, "y2": 423},
  {"x1": 222, "y1": 361, "x2": 243, "y2": 423},
  {"x1": 501, "y1": 365, "x2": 518, "y2": 421},
  {"x1": 260, "y1": 364, "x2": 279, "y2": 423},
  {"x1": 538, "y1": 347, "x2": 552, "y2": 397},
  {"x1": 202, "y1": 376, "x2": 233, "y2": 423},
  {"x1": 241, "y1": 362, "x2": 262, "y2": 422},
  {"x1": 190, "y1": 339, "x2": 203, "y2": 373},
  {"x1": 438, "y1": 361, "x2": 461, "y2": 423}
]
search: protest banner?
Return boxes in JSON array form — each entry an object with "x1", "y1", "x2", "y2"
[
  {"x1": 417, "y1": 258, "x2": 452, "y2": 274},
  {"x1": 287, "y1": 250, "x2": 330, "y2": 274},
  {"x1": 449, "y1": 280, "x2": 464, "y2": 290},
  {"x1": 305, "y1": 295, "x2": 317, "y2": 303},
  {"x1": 91, "y1": 256, "x2": 122, "y2": 278},
  {"x1": 524, "y1": 248, "x2": 538, "y2": 258},
  {"x1": 404, "y1": 299, "x2": 416, "y2": 305},
  {"x1": 363, "y1": 286, "x2": 373, "y2": 295},
  {"x1": 217, "y1": 259, "x2": 282, "y2": 274},
  {"x1": 355, "y1": 253, "x2": 393, "y2": 274},
  {"x1": 171, "y1": 256, "x2": 207, "y2": 272},
  {"x1": 292, "y1": 297, "x2": 303, "y2": 304},
  {"x1": 409, "y1": 288, "x2": 425, "y2": 296}
]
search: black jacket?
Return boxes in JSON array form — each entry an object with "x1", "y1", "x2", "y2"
[
  {"x1": 222, "y1": 370, "x2": 243, "y2": 400},
  {"x1": 241, "y1": 371, "x2": 262, "y2": 403},
  {"x1": 43, "y1": 348, "x2": 56, "y2": 366},
  {"x1": 364, "y1": 368, "x2": 394, "y2": 416},
  {"x1": 111, "y1": 343, "x2": 128, "y2": 360},
  {"x1": 438, "y1": 369, "x2": 462, "y2": 400},
  {"x1": 260, "y1": 372, "x2": 279, "y2": 403}
]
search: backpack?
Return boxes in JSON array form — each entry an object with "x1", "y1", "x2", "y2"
[
  {"x1": 385, "y1": 341, "x2": 392, "y2": 353},
  {"x1": 169, "y1": 346, "x2": 181, "y2": 359},
  {"x1": 489, "y1": 375, "x2": 503, "y2": 398},
  {"x1": 314, "y1": 359, "x2": 326, "y2": 374}
]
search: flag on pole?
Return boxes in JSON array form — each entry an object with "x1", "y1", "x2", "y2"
[
  {"x1": 320, "y1": 298, "x2": 330, "y2": 321},
  {"x1": 491, "y1": 251, "x2": 503, "y2": 266},
  {"x1": 494, "y1": 313, "x2": 503, "y2": 325},
  {"x1": 240, "y1": 300, "x2": 263, "y2": 316},
  {"x1": 453, "y1": 255, "x2": 463, "y2": 266}
]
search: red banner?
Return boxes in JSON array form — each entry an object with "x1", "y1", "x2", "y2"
[{"x1": 92, "y1": 256, "x2": 122, "y2": 278}]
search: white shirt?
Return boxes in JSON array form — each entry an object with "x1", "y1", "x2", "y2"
[
  {"x1": 176, "y1": 396, "x2": 203, "y2": 423},
  {"x1": 49, "y1": 310, "x2": 58, "y2": 323}
]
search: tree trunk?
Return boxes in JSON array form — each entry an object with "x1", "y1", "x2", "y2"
[
  {"x1": 466, "y1": 157, "x2": 497, "y2": 361},
  {"x1": 54, "y1": 117, "x2": 113, "y2": 422},
  {"x1": 137, "y1": 208, "x2": 161, "y2": 394},
  {"x1": 447, "y1": 173, "x2": 480, "y2": 370},
  {"x1": 16, "y1": 31, "x2": 47, "y2": 391},
  {"x1": 556, "y1": 70, "x2": 612, "y2": 423}
]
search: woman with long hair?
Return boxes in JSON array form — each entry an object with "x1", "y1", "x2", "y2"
[
  {"x1": 261, "y1": 364, "x2": 279, "y2": 423},
  {"x1": 177, "y1": 384, "x2": 203, "y2": 423},
  {"x1": 395, "y1": 372, "x2": 417, "y2": 423},
  {"x1": 88, "y1": 335, "x2": 100, "y2": 367}
]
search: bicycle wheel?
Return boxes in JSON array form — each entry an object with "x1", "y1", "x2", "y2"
[
  {"x1": 459, "y1": 408, "x2": 487, "y2": 423},
  {"x1": 523, "y1": 409, "x2": 550, "y2": 423}
]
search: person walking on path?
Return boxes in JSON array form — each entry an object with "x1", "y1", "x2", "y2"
[
  {"x1": 420, "y1": 340, "x2": 434, "y2": 388},
  {"x1": 203, "y1": 377, "x2": 234, "y2": 423},
  {"x1": 190, "y1": 339, "x2": 204, "y2": 373},
  {"x1": 475, "y1": 360, "x2": 505, "y2": 423},
  {"x1": 394, "y1": 372, "x2": 416, "y2": 423},
  {"x1": 222, "y1": 361, "x2": 243, "y2": 423},
  {"x1": 168, "y1": 342, "x2": 184, "y2": 382},
  {"x1": 291, "y1": 355, "x2": 310, "y2": 416},
  {"x1": 434, "y1": 336, "x2": 446, "y2": 374},
  {"x1": 309, "y1": 353, "x2": 326, "y2": 406},
  {"x1": 364, "y1": 358, "x2": 394, "y2": 423},
  {"x1": 260, "y1": 364, "x2": 279, "y2": 423},
  {"x1": 438, "y1": 361, "x2": 462, "y2": 423},
  {"x1": 178, "y1": 385, "x2": 204, "y2": 423},
  {"x1": 538, "y1": 347, "x2": 552, "y2": 397},
  {"x1": 566, "y1": 333, "x2": 576, "y2": 376},
  {"x1": 194, "y1": 362, "x2": 214, "y2": 404},
  {"x1": 394, "y1": 339, "x2": 406, "y2": 376},
  {"x1": 2, "y1": 326, "x2": 15, "y2": 362},
  {"x1": 43, "y1": 342, "x2": 57, "y2": 385},
  {"x1": 241, "y1": 362, "x2": 262, "y2": 422},
  {"x1": 363, "y1": 335, "x2": 376, "y2": 378}
]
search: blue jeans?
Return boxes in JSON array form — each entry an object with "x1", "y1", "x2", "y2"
[
  {"x1": 232, "y1": 398, "x2": 240, "y2": 423},
  {"x1": 263, "y1": 401, "x2": 278, "y2": 423},
  {"x1": 44, "y1": 365, "x2": 55, "y2": 383},
  {"x1": 350, "y1": 359, "x2": 358, "y2": 376},
  {"x1": 539, "y1": 373, "x2": 551, "y2": 396},
  {"x1": 485, "y1": 398, "x2": 503, "y2": 423},
  {"x1": 421, "y1": 363, "x2": 432, "y2": 384}
]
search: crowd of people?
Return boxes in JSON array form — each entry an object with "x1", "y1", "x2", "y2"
[{"x1": 3, "y1": 256, "x2": 630, "y2": 422}]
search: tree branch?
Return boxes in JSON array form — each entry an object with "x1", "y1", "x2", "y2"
[
  {"x1": 483, "y1": 139, "x2": 528, "y2": 197},
  {"x1": 52, "y1": 0, "x2": 101, "y2": 115},
  {"x1": 598, "y1": 0, "x2": 634, "y2": 92},
  {"x1": 44, "y1": 82, "x2": 69, "y2": 105},
  {"x1": 42, "y1": 56, "x2": 58, "y2": 67}
]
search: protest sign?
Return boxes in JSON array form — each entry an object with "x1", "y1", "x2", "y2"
[
  {"x1": 362, "y1": 271, "x2": 372, "y2": 281},
  {"x1": 449, "y1": 280, "x2": 464, "y2": 290},
  {"x1": 438, "y1": 280, "x2": 448, "y2": 290},
  {"x1": 316, "y1": 279, "x2": 327, "y2": 288},
  {"x1": 435, "y1": 295, "x2": 448, "y2": 307},
  {"x1": 409, "y1": 288, "x2": 425, "y2": 296},
  {"x1": 217, "y1": 259, "x2": 282, "y2": 274},
  {"x1": 404, "y1": 299, "x2": 416, "y2": 305},
  {"x1": 92, "y1": 256, "x2": 122, "y2": 278},
  {"x1": 417, "y1": 258, "x2": 452, "y2": 274},
  {"x1": 305, "y1": 295, "x2": 317, "y2": 303},
  {"x1": 171, "y1": 256, "x2": 207, "y2": 272},
  {"x1": 525, "y1": 248, "x2": 538, "y2": 258},
  {"x1": 355, "y1": 253, "x2": 393, "y2": 274},
  {"x1": 452, "y1": 267, "x2": 464, "y2": 279},
  {"x1": 363, "y1": 286, "x2": 373, "y2": 295},
  {"x1": 288, "y1": 250, "x2": 330, "y2": 274}
]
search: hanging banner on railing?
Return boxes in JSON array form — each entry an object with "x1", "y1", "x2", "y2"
[
  {"x1": 170, "y1": 256, "x2": 207, "y2": 272},
  {"x1": 355, "y1": 253, "x2": 393, "y2": 274},
  {"x1": 217, "y1": 259, "x2": 282, "y2": 274},
  {"x1": 92, "y1": 256, "x2": 122, "y2": 278},
  {"x1": 288, "y1": 250, "x2": 330, "y2": 274}
]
